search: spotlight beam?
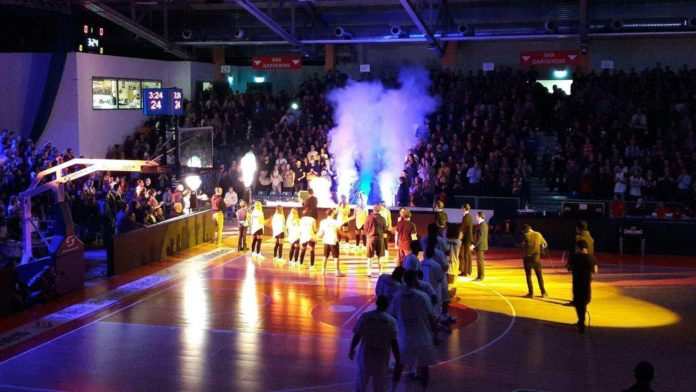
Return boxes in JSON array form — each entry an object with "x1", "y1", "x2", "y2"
[{"x1": 399, "y1": 0, "x2": 444, "y2": 56}]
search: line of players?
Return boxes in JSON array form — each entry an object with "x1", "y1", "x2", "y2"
[{"x1": 233, "y1": 196, "x2": 422, "y2": 278}]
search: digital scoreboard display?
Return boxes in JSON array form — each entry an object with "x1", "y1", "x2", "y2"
[
  {"x1": 78, "y1": 24, "x2": 104, "y2": 54},
  {"x1": 143, "y1": 88, "x2": 184, "y2": 116}
]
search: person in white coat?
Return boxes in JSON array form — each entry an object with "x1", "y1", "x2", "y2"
[
  {"x1": 271, "y1": 206, "x2": 286, "y2": 262},
  {"x1": 286, "y1": 208, "x2": 301, "y2": 264},
  {"x1": 349, "y1": 295, "x2": 401, "y2": 392},
  {"x1": 390, "y1": 270, "x2": 437, "y2": 390}
]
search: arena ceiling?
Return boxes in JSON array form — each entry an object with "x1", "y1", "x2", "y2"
[{"x1": 3, "y1": 0, "x2": 696, "y2": 61}]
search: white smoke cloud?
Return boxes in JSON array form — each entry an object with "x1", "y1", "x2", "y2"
[{"x1": 327, "y1": 67, "x2": 438, "y2": 205}]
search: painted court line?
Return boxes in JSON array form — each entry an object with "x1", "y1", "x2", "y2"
[
  {"x1": 271, "y1": 281, "x2": 518, "y2": 392},
  {"x1": 0, "y1": 248, "x2": 240, "y2": 365},
  {"x1": 0, "y1": 385, "x2": 67, "y2": 392}
]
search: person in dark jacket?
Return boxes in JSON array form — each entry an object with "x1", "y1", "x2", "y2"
[
  {"x1": 396, "y1": 176, "x2": 410, "y2": 207},
  {"x1": 303, "y1": 188, "x2": 318, "y2": 220},
  {"x1": 458, "y1": 204, "x2": 474, "y2": 277},
  {"x1": 623, "y1": 361, "x2": 655, "y2": 392},
  {"x1": 567, "y1": 239, "x2": 597, "y2": 334},
  {"x1": 474, "y1": 211, "x2": 488, "y2": 281}
]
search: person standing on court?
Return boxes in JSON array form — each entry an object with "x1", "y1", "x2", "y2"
[
  {"x1": 566, "y1": 220, "x2": 596, "y2": 305},
  {"x1": 435, "y1": 200, "x2": 448, "y2": 238},
  {"x1": 299, "y1": 208, "x2": 318, "y2": 267},
  {"x1": 474, "y1": 211, "x2": 488, "y2": 281},
  {"x1": 458, "y1": 203, "x2": 474, "y2": 277},
  {"x1": 394, "y1": 208, "x2": 417, "y2": 265},
  {"x1": 349, "y1": 295, "x2": 401, "y2": 392},
  {"x1": 236, "y1": 200, "x2": 249, "y2": 251},
  {"x1": 317, "y1": 209, "x2": 345, "y2": 276},
  {"x1": 567, "y1": 239, "x2": 597, "y2": 334},
  {"x1": 364, "y1": 204, "x2": 387, "y2": 277},
  {"x1": 521, "y1": 224, "x2": 548, "y2": 298},
  {"x1": 575, "y1": 221, "x2": 595, "y2": 256},
  {"x1": 271, "y1": 205, "x2": 286, "y2": 263},
  {"x1": 303, "y1": 187, "x2": 318, "y2": 220},
  {"x1": 377, "y1": 201, "x2": 392, "y2": 259},
  {"x1": 211, "y1": 187, "x2": 225, "y2": 246}
]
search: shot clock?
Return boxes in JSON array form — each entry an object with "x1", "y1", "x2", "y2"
[
  {"x1": 143, "y1": 88, "x2": 184, "y2": 116},
  {"x1": 78, "y1": 24, "x2": 105, "y2": 54}
]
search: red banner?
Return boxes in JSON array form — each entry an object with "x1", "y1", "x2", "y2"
[
  {"x1": 520, "y1": 51, "x2": 581, "y2": 66},
  {"x1": 251, "y1": 55, "x2": 302, "y2": 70}
]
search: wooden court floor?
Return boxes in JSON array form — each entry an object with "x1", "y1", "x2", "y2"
[{"x1": 0, "y1": 237, "x2": 695, "y2": 392}]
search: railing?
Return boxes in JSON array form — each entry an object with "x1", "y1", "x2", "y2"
[{"x1": 561, "y1": 198, "x2": 689, "y2": 219}]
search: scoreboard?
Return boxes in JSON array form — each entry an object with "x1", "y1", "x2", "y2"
[{"x1": 143, "y1": 88, "x2": 184, "y2": 116}]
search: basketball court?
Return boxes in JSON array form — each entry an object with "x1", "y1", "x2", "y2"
[{"x1": 0, "y1": 236, "x2": 694, "y2": 392}]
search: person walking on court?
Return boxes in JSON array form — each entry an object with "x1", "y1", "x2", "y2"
[
  {"x1": 211, "y1": 187, "x2": 225, "y2": 246},
  {"x1": 336, "y1": 194, "x2": 353, "y2": 252},
  {"x1": 317, "y1": 209, "x2": 345, "y2": 276},
  {"x1": 377, "y1": 201, "x2": 392, "y2": 259},
  {"x1": 567, "y1": 239, "x2": 598, "y2": 334},
  {"x1": 458, "y1": 204, "x2": 474, "y2": 277},
  {"x1": 521, "y1": 224, "x2": 548, "y2": 298},
  {"x1": 394, "y1": 208, "x2": 417, "y2": 265},
  {"x1": 349, "y1": 295, "x2": 401, "y2": 392},
  {"x1": 354, "y1": 196, "x2": 369, "y2": 253},
  {"x1": 390, "y1": 270, "x2": 437, "y2": 390},
  {"x1": 474, "y1": 211, "x2": 488, "y2": 281},
  {"x1": 364, "y1": 204, "x2": 387, "y2": 277}
]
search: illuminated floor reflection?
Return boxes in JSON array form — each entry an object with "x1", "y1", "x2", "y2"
[{"x1": 0, "y1": 242, "x2": 694, "y2": 391}]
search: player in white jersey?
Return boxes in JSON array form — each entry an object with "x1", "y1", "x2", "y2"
[
  {"x1": 317, "y1": 209, "x2": 345, "y2": 276},
  {"x1": 298, "y1": 208, "x2": 317, "y2": 267},
  {"x1": 286, "y1": 208, "x2": 301, "y2": 264},
  {"x1": 249, "y1": 201, "x2": 265, "y2": 258}
]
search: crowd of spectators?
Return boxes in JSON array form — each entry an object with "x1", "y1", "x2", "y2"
[
  {"x1": 4, "y1": 64, "x2": 696, "y2": 249},
  {"x1": 185, "y1": 69, "x2": 541, "y2": 207},
  {"x1": 540, "y1": 64, "x2": 696, "y2": 209},
  {"x1": 0, "y1": 128, "x2": 192, "y2": 246},
  {"x1": 179, "y1": 65, "x2": 696, "y2": 216}
]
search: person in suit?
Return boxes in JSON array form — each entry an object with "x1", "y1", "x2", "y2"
[
  {"x1": 521, "y1": 224, "x2": 548, "y2": 298},
  {"x1": 434, "y1": 200, "x2": 448, "y2": 237},
  {"x1": 303, "y1": 188, "x2": 318, "y2": 220},
  {"x1": 458, "y1": 204, "x2": 474, "y2": 277},
  {"x1": 474, "y1": 211, "x2": 488, "y2": 281},
  {"x1": 567, "y1": 239, "x2": 598, "y2": 334}
]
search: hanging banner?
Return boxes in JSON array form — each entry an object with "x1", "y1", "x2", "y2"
[
  {"x1": 520, "y1": 50, "x2": 581, "y2": 66},
  {"x1": 251, "y1": 55, "x2": 302, "y2": 70}
]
